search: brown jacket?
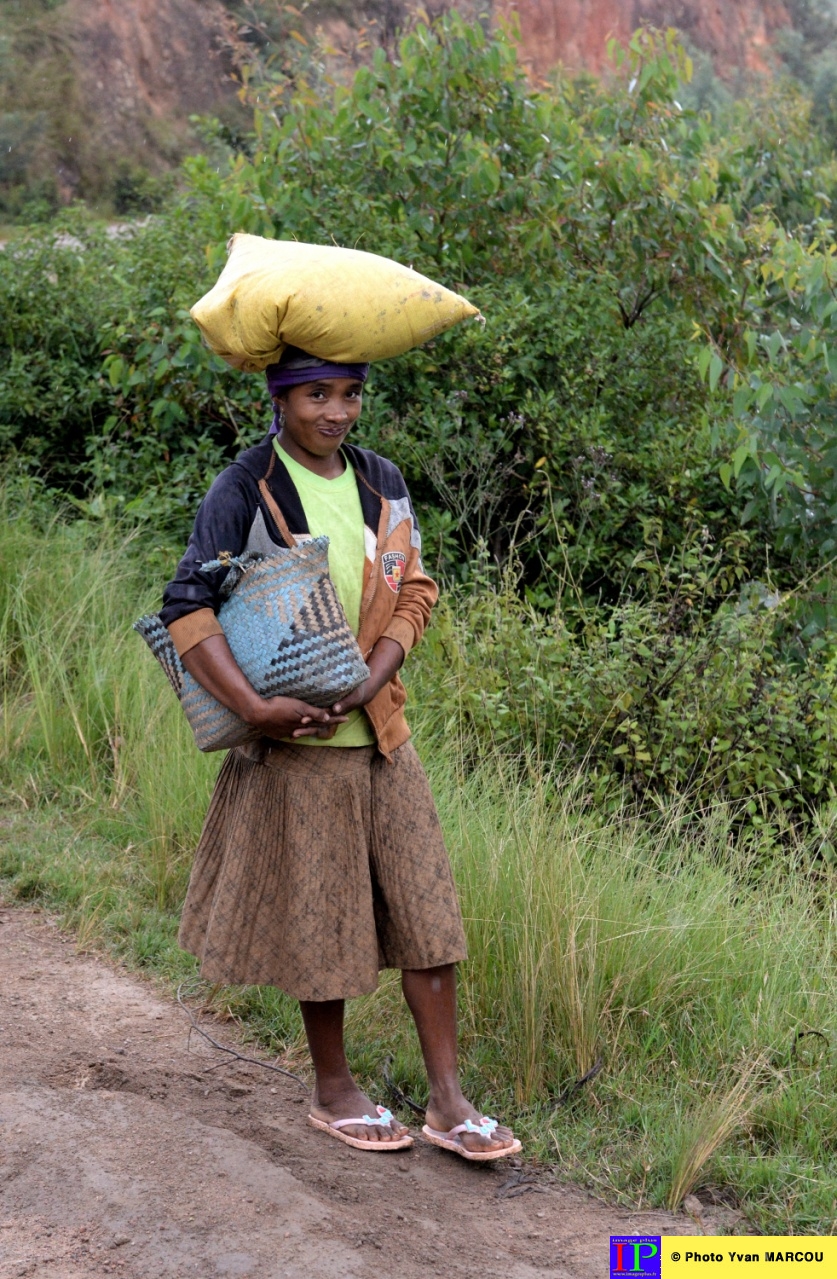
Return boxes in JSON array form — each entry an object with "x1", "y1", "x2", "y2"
[{"x1": 160, "y1": 436, "x2": 438, "y2": 758}]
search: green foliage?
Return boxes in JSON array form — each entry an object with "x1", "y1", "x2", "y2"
[
  {"x1": 0, "y1": 207, "x2": 227, "y2": 500},
  {"x1": 111, "y1": 165, "x2": 176, "y2": 217},
  {"x1": 156, "y1": 19, "x2": 794, "y2": 589},
  {"x1": 5, "y1": 15, "x2": 837, "y2": 594},
  {"x1": 783, "y1": 0, "x2": 837, "y2": 53},
  {"x1": 94, "y1": 307, "x2": 265, "y2": 531},
  {"x1": 0, "y1": 214, "x2": 114, "y2": 466},
  {"x1": 707, "y1": 218, "x2": 837, "y2": 569},
  {"x1": 709, "y1": 80, "x2": 837, "y2": 229},
  {"x1": 409, "y1": 545, "x2": 837, "y2": 823},
  {"x1": 356, "y1": 279, "x2": 740, "y2": 597},
  {"x1": 0, "y1": 16, "x2": 762, "y2": 591},
  {"x1": 4, "y1": 457, "x2": 837, "y2": 829},
  {"x1": 768, "y1": 2, "x2": 837, "y2": 148},
  {"x1": 153, "y1": 16, "x2": 836, "y2": 594},
  {"x1": 190, "y1": 21, "x2": 745, "y2": 314}
]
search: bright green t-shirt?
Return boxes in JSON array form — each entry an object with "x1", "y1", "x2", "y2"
[{"x1": 274, "y1": 439, "x2": 375, "y2": 747}]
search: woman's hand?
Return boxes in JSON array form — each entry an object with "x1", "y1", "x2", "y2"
[
  {"x1": 331, "y1": 637, "x2": 405, "y2": 717},
  {"x1": 250, "y1": 695, "x2": 347, "y2": 740},
  {"x1": 180, "y1": 633, "x2": 347, "y2": 739}
]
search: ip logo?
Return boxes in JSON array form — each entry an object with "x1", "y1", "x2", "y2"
[{"x1": 610, "y1": 1237, "x2": 662, "y2": 1279}]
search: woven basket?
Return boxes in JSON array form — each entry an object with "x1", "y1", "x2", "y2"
[{"x1": 134, "y1": 537, "x2": 370, "y2": 752}]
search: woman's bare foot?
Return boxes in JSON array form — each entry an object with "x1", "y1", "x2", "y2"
[
  {"x1": 424, "y1": 1091, "x2": 517, "y2": 1155},
  {"x1": 309, "y1": 1081, "x2": 410, "y2": 1144}
]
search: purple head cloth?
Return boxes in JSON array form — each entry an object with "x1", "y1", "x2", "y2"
[{"x1": 265, "y1": 347, "x2": 370, "y2": 434}]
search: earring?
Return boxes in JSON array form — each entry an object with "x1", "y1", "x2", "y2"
[{"x1": 275, "y1": 404, "x2": 286, "y2": 431}]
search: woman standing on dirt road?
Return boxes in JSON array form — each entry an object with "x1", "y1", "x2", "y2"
[{"x1": 158, "y1": 345, "x2": 521, "y2": 1161}]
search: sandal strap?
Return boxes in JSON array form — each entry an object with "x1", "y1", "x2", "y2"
[
  {"x1": 447, "y1": 1116, "x2": 499, "y2": 1139},
  {"x1": 330, "y1": 1105, "x2": 394, "y2": 1131}
]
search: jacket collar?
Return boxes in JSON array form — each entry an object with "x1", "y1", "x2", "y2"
[{"x1": 235, "y1": 435, "x2": 385, "y2": 537}]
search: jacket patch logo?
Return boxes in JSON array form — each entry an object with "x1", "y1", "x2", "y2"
[{"x1": 382, "y1": 550, "x2": 406, "y2": 593}]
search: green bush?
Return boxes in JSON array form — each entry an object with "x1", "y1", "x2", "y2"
[
  {"x1": 2, "y1": 16, "x2": 834, "y2": 590},
  {"x1": 73, "y1": 19, "x2": 784, "y2": 588},
  {"x1": 75, "y1": 16, "x2": 837, "y2": 594},
  {"x1": 111, "y1": 165, "x2": 175, "y2": 216},
  {"x1": 0, "y1": 208, "x2": 222, "y2": 494},
  {"x1": 409, "y1": 546, "x2": 837, "y2": 822},
  {"x1": 356, "y1": 279, "x2": 742, "y2": 598},
  {"x1": 0, "y1": 215, "x2": 115, "y2": 468}
]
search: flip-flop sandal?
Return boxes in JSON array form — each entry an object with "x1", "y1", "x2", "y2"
[
  {"x1": 308, "y1": 1104, "x2": 413, "y2": 1151},
  {"x1": 421, "y1": 1115, "x2": 522, "y2": 1162}
]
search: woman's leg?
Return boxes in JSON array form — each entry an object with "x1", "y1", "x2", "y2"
[
  {"x1": 401, "y1": 964, "x2": 516, "y2": 1154},
  {"x1": 299, "y1": 998, "x2": 409, "y2": 1142}
]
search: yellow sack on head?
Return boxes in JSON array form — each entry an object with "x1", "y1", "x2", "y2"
[{"x1": 190, "y1": 234, "x2": 481, "y2": 372}]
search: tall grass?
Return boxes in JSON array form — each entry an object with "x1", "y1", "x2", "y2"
[
  {"x1": 0, "y1": 486, "x2": 218, "y2": 908},
  {"x1": 342, "y1": 758, "x2": 837, "y2": 1226},
  {"x1": 1, "y1": 483, "x2": 836, "y2": 1232}
]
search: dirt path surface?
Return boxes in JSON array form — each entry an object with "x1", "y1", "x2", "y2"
[{"x1": 1, "y1": 904, "x2": 711, "y2": 1279}]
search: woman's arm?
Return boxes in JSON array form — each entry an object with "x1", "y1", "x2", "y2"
[
  {"x1": 330, "y1": 636, "x2": 404, "y2": 716},
  {"x1": 161, "y1": 465, "x2": 257, "y2": 637},
  {"x1": 182, "y1": 634, "x2": 346, "y2": 739}
]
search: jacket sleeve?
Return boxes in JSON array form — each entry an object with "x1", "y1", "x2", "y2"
[
  {"x1": 381, "y1": 493, "x2": 439, "y2": 657},
  {"x1": 159, "y1": 464, "x2": 258, "y2": 657}
]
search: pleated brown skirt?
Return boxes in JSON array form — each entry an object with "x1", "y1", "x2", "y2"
[{"x1": 178, "y1": 739, "x2": 467, "y2": 1000}]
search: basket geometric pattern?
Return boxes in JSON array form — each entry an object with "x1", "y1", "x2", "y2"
[
  {"x1": 134, "y1": 537, "x2": 370, "y2": 753},
  {"x1": 132, "y1": 613, "x2": 258, "y2": 752}
]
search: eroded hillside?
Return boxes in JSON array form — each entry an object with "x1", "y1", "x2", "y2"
[
  {"x1": 0, "y1": 0, "x2": 829, "y2": 216},
  {"x1": 0, "y1": 0, "x2": 241, "y2": 216},
  {"x1": 496, "y1": 0, "x2": 793, "y2": 77}
]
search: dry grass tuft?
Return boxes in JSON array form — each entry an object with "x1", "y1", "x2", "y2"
[{"x1": 667, "y1": 1056, "x2": 770, "y2": 1209}]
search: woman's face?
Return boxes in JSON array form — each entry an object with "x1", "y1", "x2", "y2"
[{"x1": 275, "y1": 377, "x2": 363, "y2": 462}]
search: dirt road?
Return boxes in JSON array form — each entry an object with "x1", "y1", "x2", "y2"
[{"x1": 1, "y1": 904, "x2": 712, "y2": 1279}]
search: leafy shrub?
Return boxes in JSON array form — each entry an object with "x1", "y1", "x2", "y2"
[
  {"x1": 707, "y1": 219, "x2": 837, "y2": 572},
  {"x1": 0, "y1": 208, "x2": 215, "y2": 489},
  {"x1": 357, "y1": 279, "x2": 743, "y2": 599},
  {"x1": 96, "y1": 16, "x2": 837, "y2": 592},
  {"x1": 409, "y1": 545, "x2": 837, "y2": 822},
  {"x1": 82, "y1": 19, "x2": 789, "y2": 588},
  {"x1": 0, "y1": 214, "x2": 116, "y2": 468},
  {"x1": 0, "y1": 17, "x2": 830, "y2": 581},
  {"x1": 111, "y1": 165, "x2": 175, "y2": 216}
]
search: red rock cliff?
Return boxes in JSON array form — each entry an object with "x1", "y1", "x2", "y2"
[
  {"x1": 2, "y1": 0, "x2": 801, "y2": 207},
  {"x1": 67, "y1": 0, "x2": 237, "y2": 155},
  {"x1": 493, "y1": 0, "x2": 792, "y2": 78}
]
